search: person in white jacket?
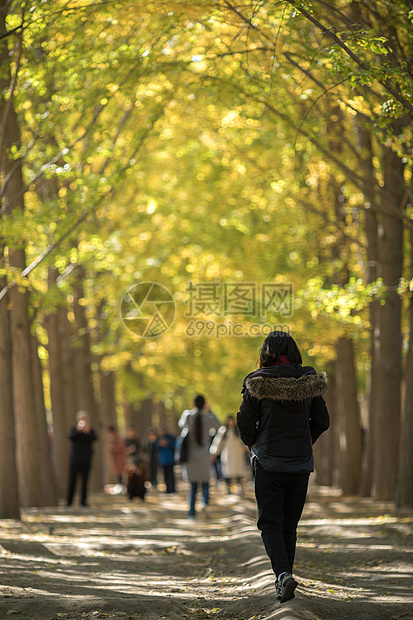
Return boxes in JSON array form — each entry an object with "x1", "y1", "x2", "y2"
[
  {"x1": 210, "y1": 415, "x2": 248, "y2": 494},
  {"x1": 181, "y1": 395, "x2": 220, "y2": 519}
]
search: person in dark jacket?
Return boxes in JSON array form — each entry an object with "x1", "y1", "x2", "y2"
[
  {"x1": 237, "y1": 331, "x2": 329, "y2": 604},
  {"x1": 155, "y1": 427, "x2": 176, "y2": 494},
  {"x1": 67, "y1": 411, "x2": 97, "y2": 507},
  {"x1": 142, "y1": 428, "x2": 159, "y2": 489}
]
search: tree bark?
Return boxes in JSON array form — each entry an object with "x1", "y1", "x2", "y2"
[
  {"x1": 335, "y1": 337, "x2": 362, "y2": 495},
  {"x1": 372, "y1": 145, "x2": 404, "y2": 501},
  {"x1": 313, "y1": 370, "x2": 336, "y2": 487},
  {"x1": 72, "y1": 273, "x2": 103, "y2": 491},
  {"x1": 9, "y1": 272, "x2": 44, "y2": 507},
  {"x1": 0, "y1": 5, "x2": 48, "y2": 507},
  {"x1": 45, "y1": 269, "x2": 69, "y2": 499},
  {"x1": 58, "y1": 306, "x2": 77, "y2": 429},
  {"x1": 99, "y1": 368, "x2": 117, "y2": 484},
  {"x1": 0, "y1": 273, "x2": 20, "y2": 519},
  {"x1": 123, "y1": 399, "x2": 137, "y2": 433},
  {"x1": 395, "y1": 222, "x2": 413, "y2": 508},
  {"x1": 354, "y1": 119, "x2": 380, "y2": 497},
  {"x1": 137, "y1": 395, "x2": 155, "y2": 438},
  {"x1": 157, "y1": 401, "x2": 168, "y2": 429},
  {"x1": 31, "y1": 334, "x2": 58, "y2": 506}
]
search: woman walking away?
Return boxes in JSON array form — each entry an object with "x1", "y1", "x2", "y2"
[
  {"x1": 182, "y1": 394, "x2": 220, "y2": 519},
  {"x1": 210, "y1": 415, "x2": 247, "y2": 495},
  {"x1": 237, "y1": 331, "x2": 329, "y2": 604}
]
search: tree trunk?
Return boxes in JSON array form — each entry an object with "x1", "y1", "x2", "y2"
[
  {"x1": 335, "y1": 337, "x2": 362, "y2": 495},
  {"x1": 99, "y1": 368, "x2": 117, "y2": 485},
  {"x1": 0, "y1": 273, "x2": 20, "y2": 519},
  {"x1": 372, "y1": 145, "x2": 404, "y2": 501},
  {"x1": 354, "y1": 119, "x2": 380, "y2": 497},
  {"x1": 31, "y1": 334, "x2": 58, "y2": 506},
  {"x1": 9, "y1": 273, "x2": 44, "y2": 507},
  {"x1": 123, "y1": 399, "x2": 137, "y2": 433},
  {"x1": 0, "y1": 7, "x2": 46, "y2": 507},
  {"x1": 313, "y1": 370, "x2": 335, "y2": 487},
  {"x1": 138, "y1": 395, "x2": 155, "y2": 437},
  {"x1": 45, "y1": 269, "x2": 69, "y2": 499},
  {"x1": 157, "y1": 401, "x2": 168, "y2": 429},
  {"x1": 72, "y1": 274, "x2": 103, "y2": 491},
  {"x1": 58, "y1": 306, "x2": 77, "y2": 429},
  {"x1": 395, "y1": 222, "x2": 413, "y2": 508}
]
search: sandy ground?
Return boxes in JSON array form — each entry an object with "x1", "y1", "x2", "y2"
[{"x1": 1, "y1": 475, "x2": 412, "y2": 620}]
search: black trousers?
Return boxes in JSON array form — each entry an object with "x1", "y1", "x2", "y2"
[
  {"x1": 254, "y1": 460, "x2": 309, "y2": 578},
  {"x1": 163, "y1": 464, "x2": 175, "y2": 493},
  {"x1": 67, "y1": 460, "x2": 91, "y2": 506}
]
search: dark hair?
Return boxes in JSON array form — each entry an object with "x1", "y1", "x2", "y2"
[
  {"x1": 259, "y1": 331, "x2": 302, "y2": 368},
  {"x1": 194, "y1": 394, "x2": 205, "y2": 409},
  {"x1": 194, "y1": 411, "x2": 203, "y2": 446},
  {"x1": 224, "y1": 415, "x2": 238, "y2": 439},
  {"x1": 193, "y1": 395, "x2": 205, "y2": 446}
]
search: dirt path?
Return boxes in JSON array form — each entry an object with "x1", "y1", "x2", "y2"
[{"x1": 1, "y1": 480, "x2": 412, "y2": 620}]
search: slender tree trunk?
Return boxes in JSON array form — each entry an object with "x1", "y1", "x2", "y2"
[
  {"x1": 99, "y1": 368, "x2": 117, "y2": 484},
  {"x1": 45, "y1": 270, "x2": 69, "y2": 499},
  {"x1": 58, "y1": 306, "x2": 77, "y2": 429},
  {"x1": 100, "y1": 369, "x2": 116, "y2": 428},
  {"x1": 72, "y1": 274, "x2": 103, "y2": 491},
  {"x1": 0, "y1": 273, "x2": 20, "y2": 519},
  {"x1": 158, "y1": 401, "x2": 167, "y2": 429},
  {"x1": 395, "y1": 222, "x2": 413, "y2": 508},
  {"x1": 1, "y1": 3, "x2": 44, "y2": 508},
  {"x1": 354, "y1": 120, "x2": 380, "y2": 497},
  {"x1": 325, "y1": 373, "x2": 337, "y2": 487},
  {"x1": 7, "y1": 170, "x2": 45, "y2": 505},
  {"x1": 373, "y1": 145, "x2": 404, "y2": 501},
  {"x1": 138, "y1": 395, "x2": 154, "y2": 438},
  {"x1": 335, "y1": 337, "x2": 362, "y2": 495},
  {"x1": 123, "y1": 399, "x2": 136, "y2": 433},
  {"x1": 31, "y1": 334, "x2": 58, "y2": 506},
  {"x1": 10, "y1": 275, "x2": 44, "y2": 507},
  {"x1": 313, "y1": 370, "x2": 335, "y2": 487}
]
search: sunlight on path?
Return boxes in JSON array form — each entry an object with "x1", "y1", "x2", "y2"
[{"x1": 0, "y1": 483, "x2": 412, "y2": 620}]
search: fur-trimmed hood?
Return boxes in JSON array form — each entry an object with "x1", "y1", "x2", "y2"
[{"x1": 243, "y1": 367, "x2": 328, "y2": 401}]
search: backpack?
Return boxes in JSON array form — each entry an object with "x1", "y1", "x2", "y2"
[{"x1": 175, "y1": 427, "x2": 189, "y2": 463}]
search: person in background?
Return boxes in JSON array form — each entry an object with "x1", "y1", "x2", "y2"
[
  {"x1": 210, "y1": 415, "x2": 247, "y2": 494},
  {"x1": 142, "y1": 427, "x2": 159, "y2": 489},
  {"x1": 107, "y1": 425, "x2": 126, "y2": 485},
  {"x1": 155, "y1": 427, "x2": 176, "y2": 494},
  {"x1": 181, "y1": 394, "x2": 220, "y2": 519},
  {"x1": 126, "y1": 458, "x2": 147, "y2": 501},
  {"x1": 125, "y1": 426, "x2": 140, "y2": 465},
  {"x1": 237, "y1": 331, "x2": 330, "y2": 604},
  {"x1": 67, "y1": 411, "x2": 97, "y2": 507}
]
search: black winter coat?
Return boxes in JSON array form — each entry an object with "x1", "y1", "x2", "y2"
[
  {"x1": 237, "y1": 364, "x2": 329, "y2": 474},
  {"x1": 69, "y1": 427, "x2": 97, "y2": 464}
]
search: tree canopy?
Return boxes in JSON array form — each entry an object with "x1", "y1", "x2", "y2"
[{"x1": 1, "y1": 0, "x2": 413, "y2": 512}]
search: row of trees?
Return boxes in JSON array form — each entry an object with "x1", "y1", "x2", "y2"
[{"x1": 1, "y1": 0, "x2": 412, "y2": 518}]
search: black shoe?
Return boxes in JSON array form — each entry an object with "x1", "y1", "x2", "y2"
[{"x1": 277, "y1": 573, "x2": 297, "y2": 603}]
